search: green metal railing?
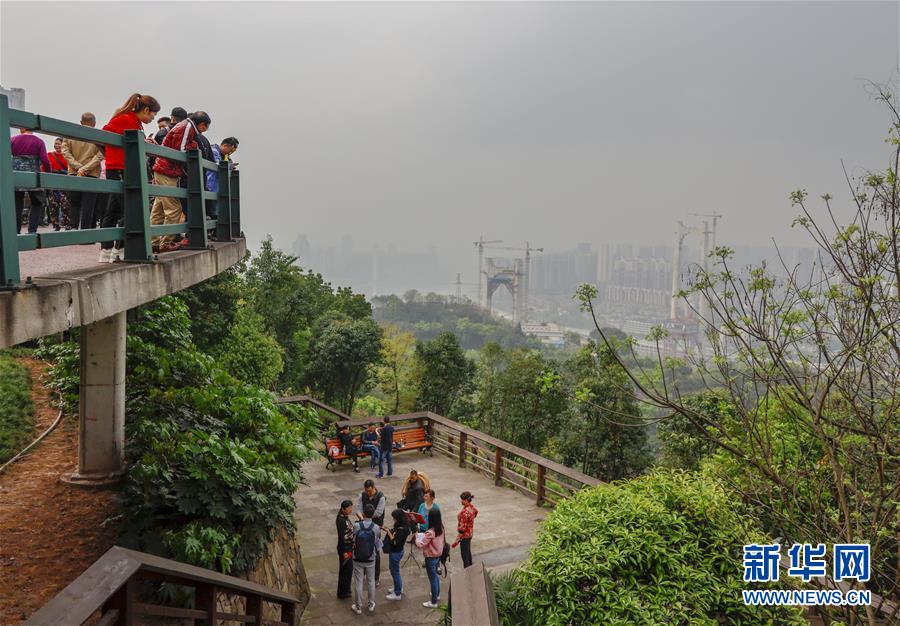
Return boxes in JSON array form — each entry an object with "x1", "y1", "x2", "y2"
[{"x1": 0, "y1": 94, "x2": 242, "y2": 288}]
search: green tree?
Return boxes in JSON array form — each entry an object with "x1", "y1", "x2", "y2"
[
  {"x1": 489, "y1": 349, "x2": 568, "y2": 453},
  {"x1": 561, "y1": 344, "x2": 651, "y2": 480},
  {"x1": 212, "y1": 306, "x2": 284, "y2": 390},
  {"x1": 575, "y1": 89, "x2": 900, "y2": 620},
  {"x1": 415, "y1": 332, "x2": 474, "y2": 415},
  {"x1": 658, "y1": 390, "x2": 733, "y2": 470},
  {"x1": 304, "y1": 314, "x2": 383, "y2": 415},
  {"x1": 377, "y1": 324, "x2": 418, "y2": 413},
  {"x1": 177, "y1": 267, "x2": 245, "y2": 353}
]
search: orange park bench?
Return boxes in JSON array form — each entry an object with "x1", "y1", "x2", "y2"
[{"x1": 324, "y1": 425, "x2": 433, "y2": 471}]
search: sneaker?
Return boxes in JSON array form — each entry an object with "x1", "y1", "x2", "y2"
[
  {"x1": 386, "y1": 592, "x2": 401, "y2": 601},
  {"x1": 367, "y1": 601, "x2": 375, "y2": 613},
  {"x1": 375, "y1": 579, "x2": 380, "y2": 588},
  {"x1": 98, "y1": 249, "x2": 111, "y2": 263},
  {"x1": 353, "y1": 467, "x2": 360, "y2": 473},
  {"x1": 423, "y1": 601, "x2": 439, "y2": 608},
  {"x1": 351, "y1": 604, "x2": 362, "y2": 615},
  {"x1": 375, "y1": 474, "x2": 384, "y2": 479}
]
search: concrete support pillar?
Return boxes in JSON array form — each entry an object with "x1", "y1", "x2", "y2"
[{"x1": 75, "y1": 311, "x2": 126, "y2": 480}]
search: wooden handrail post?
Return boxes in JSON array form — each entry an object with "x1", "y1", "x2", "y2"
[
  {"x1": 536, "y1": 464, "x2": 546, "y2": 506},
  {"x1": 494, "y1": 447, "x2": 503, "y2": 486},
  {"x1": 246, "y1": 593, "x2": 262, "y2": 625},
  {"x1": 281, "y1": 600, "x2": 296, "y2": 626},
  {"x1": 459, "y1": 432, "x2": 467, "y2": 468},
  {"x1": 195, "y1": 583, "x2": 218, "y2": 626},
  {"x1": 103, "y1": 578, "x2": 136, "y2": 626}
]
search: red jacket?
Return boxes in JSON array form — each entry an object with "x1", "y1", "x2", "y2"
[
  {"x1": 102, "y1": 111, "x2": 143, "y2": 171},
  {"x1": 48, "y1": 151, "x2": 67, "y2": 172},
  {"x1": 152, "y1": 119, "x2": 199, "y2": 178}
]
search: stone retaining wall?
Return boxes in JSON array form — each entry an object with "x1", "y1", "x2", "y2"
[{"x1": 217, "y1": 526, "x2": 310, "y2": 625}]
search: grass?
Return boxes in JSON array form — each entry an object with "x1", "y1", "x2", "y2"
[{"x1": 0, "y1": 352, "x2": 35, "y2": 464}]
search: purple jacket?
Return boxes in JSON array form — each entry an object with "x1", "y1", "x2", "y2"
[{"x1": 11, "y1": 134, "x2": 50, "y2": 170}]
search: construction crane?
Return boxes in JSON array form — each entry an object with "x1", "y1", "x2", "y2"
[{"x1": 687, "y1": 212, "x2": 722, "y2": 322}]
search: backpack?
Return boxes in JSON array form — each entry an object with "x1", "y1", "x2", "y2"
[
  {"x1": 353, "y1": 520, "x2": 376, "y2": 562},
  {"x1": 438, "y1": 539, "x2": 451, "y2": 577}
]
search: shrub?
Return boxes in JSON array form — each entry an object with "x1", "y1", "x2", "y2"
[
  {"x1": 510, "y1": 471, "x2": 806, "y2": 625},
  {"x1": 0, "y1": 353, "x2": 34, "y2": 463}
]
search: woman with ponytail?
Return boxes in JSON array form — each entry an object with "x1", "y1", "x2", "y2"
[{"x1": 98, "y1": 93, "x2": 160, "y2": 262}]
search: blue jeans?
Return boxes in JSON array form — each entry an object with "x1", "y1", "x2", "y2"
[
  {"x1": 361, "y1": 444, "x2": 380, "y2": 467},
  {"x1": 425, "y1": 556, "x2": 440, "y2": 604},
  {"x1": 378, "y1": 449, "x2": 393, "y2": 476},
  {"x1": 388, "y1": 550, "x2": 403, "y2": 595}
]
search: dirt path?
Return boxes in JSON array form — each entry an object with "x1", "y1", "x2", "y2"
[{"x1": 0, "y1": 357, "x2": 120, "y2": 624}]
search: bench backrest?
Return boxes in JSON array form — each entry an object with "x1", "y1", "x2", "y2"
[{"x1": 325, "y1": 425, "x2": 428, "y2": 448}]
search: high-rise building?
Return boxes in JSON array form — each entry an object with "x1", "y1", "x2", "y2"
[{"x1": 0, "y1": 85, "x2": 25, "y2": 109}]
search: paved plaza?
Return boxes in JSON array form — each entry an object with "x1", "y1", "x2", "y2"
[{"x1": 294, "y1": 451, "x2": 548, "y2": 625}]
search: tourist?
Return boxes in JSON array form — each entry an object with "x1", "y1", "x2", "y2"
[
  {"x1": 10, "y1": 128, "x2": 50, "y2": 234},
  {"x1": 154, "y1": 107, "x2": 186, "y2": 144},
  {"x1": 61, "y1": 112, "x2": 104, "y2": 229},
  {"x1": 400, "y1": 469, "x2": 430, "y2": 511},
  {"x1": 417, "y1": 489, "x2": 440, "y2": 532},
  {"x1": 376, "y1": 416, "x2": 394, "y2": 478},
  {"x1": 415, "y1": 508, "x2": 446, "y2": 608},
  {"x1": 382, "y1": 508, "x2": 411, "y2": 601},
  {"x1": 45, "y1": 138, "x2": 70, "y2": 230},
  {"x1": 337, "y1": 424, "x2": 360, "y2": 472},
  {"x1": 205, "y1": 137, "x2": 238, "y2": 220},
  {"x1": 154, "y1": 116, "x2": 171, "y2": 138},
  {"x1": 355, "y1": 479, "x2": 386, "y2": 586},
  {"x1": 99, "y1": 93, "x2": 160, "y2": 262},
  {"x1": 336, "y1": 500, "x2": 354, "y2": 600},
  {"x1": 361, "y1": 424, "x2": 380, "y2": 470},
  {"x1": 452, "y1": 491, "x2": 478, "y2": 568},
  {"x1": 150, "y1": 110, "x2": 210, "y2": 252},
  {"x1": 351, "y1": 503, "x2": 381, "y2": 615}
]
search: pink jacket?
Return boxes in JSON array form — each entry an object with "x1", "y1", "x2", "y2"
[{"x1": 415, "y1": 528, "x2": 446, "y2": 558}]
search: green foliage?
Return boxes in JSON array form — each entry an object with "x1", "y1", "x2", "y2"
[
  {"x1": 0, "y1": 352, "x2": 34, "y2": 464},
  {"x1": 211, "y1": 307, "x2": 284, "y2": 389},
  {"x1": 510, "y1": 471, "x2": 806, "y2": 626},
  {"x1": 34, "y1": 334, "x2": 80, "y2": 415},
  {"x1": 354, "y1": 395, "x2": 387, "y2": 418},
  {"x1": 415, "y1": 332, "x2": 475, "y2": 416},
  {"x1": 177, "y1": 268, "x2": 244, "y2": 353},
  {"x1": 39, "y1": 297, "x2": 320, "y2": 575},
  {"x1": 658, "y1": 390, "x2": 734, "y2": 470},
  {"x1": 372, "y1": 293, "x2": 540, "y2": 350},
  {"x1": 304, "y1": 314, "x2": 383, "y2": 414},
  {"x1": 558, "y1": 344, "x2": 651, "y2": 480},
  {"x1": 244, "y1": 237, "x2": 372, "y2": 390}
]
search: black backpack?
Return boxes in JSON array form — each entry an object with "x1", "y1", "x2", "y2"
[{"x1": 353, "y1": 520, "x2": 377, "y2": 562}]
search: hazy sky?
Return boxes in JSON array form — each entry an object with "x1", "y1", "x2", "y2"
[{"x1": 2, "y1": 1, "x2": 897, "y2": 273}]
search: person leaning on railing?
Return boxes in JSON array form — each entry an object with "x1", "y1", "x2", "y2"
[
  {"x1": 10, "y1": 128, "x2": 50, "y2": 234},
  {"x1": 46, "y1": 138, "x2": 70, "y2": 231},
  {"x1": 61, "y1": 112, "x2": 105, "y2": 230},
  {"x1": 150, "y1": 111, "x2": 211, "y2": 253},
  {"x1": 98, "y1": 93, "x2": 160, "y2": 263}
]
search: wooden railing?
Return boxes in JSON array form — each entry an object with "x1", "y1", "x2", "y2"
[
  {"x1": 324, "y1": 411, "x2": 602, "y2": 506},
  {"x1": 27, "y1": 546, "x2": 299, "y2": 626},
  {"x1": 449, "y1": 562, "x2": 499, "y2": 626},
  {"x1": 0, "y1": 94, "x2": 242, "y2": 287}
]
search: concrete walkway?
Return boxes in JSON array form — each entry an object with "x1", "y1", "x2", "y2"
[{"x1": 294, "y1": 451, "x2": 548, "y2": 625}]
